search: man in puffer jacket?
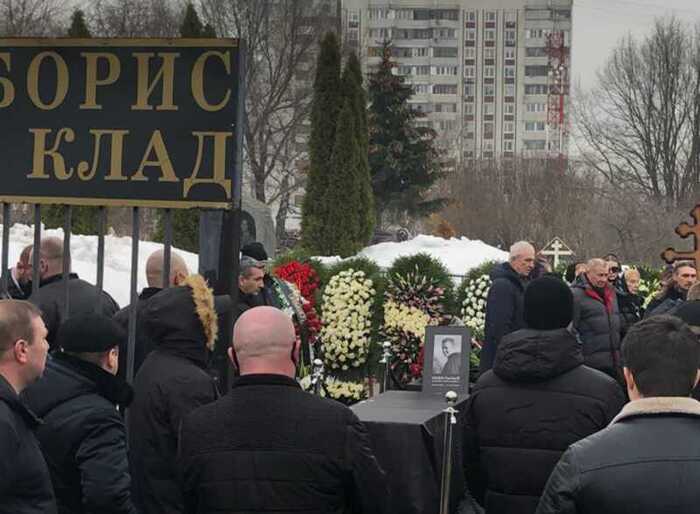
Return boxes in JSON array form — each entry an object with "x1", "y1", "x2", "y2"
[
  {"x1": 464, "y1": 276, "x2": 626, "y2": 514},
  {"x1": 571, "y1": 258, "x2": 622, "y2": 379}
]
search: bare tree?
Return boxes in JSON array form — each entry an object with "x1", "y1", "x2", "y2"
[
  {"x1": 0, "y1": 0, "x2": 67, "y2": 36},
  {"x1": 89, "y1": 0, "x2": 180, "y2": 37},
  {"x1": 575, "y1": 17, "x2": 700, "y2": 209},
  {"x1": 200, "y1": 0, "x2": 329, "y2": 239}
]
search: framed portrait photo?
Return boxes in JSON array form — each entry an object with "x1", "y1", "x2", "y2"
[{"x1": 422, "y1": 326, "x2": 471, "y2": 396}]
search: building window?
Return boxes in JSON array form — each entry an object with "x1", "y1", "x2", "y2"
[
  {"x1": 464, "y1": 83, "x2": 475, "y2": 96},
  {"x1": 368, "y1": 8, "x2": 387, "y2": 20},
  {"x1": 484, "y1": 103, "x2": 494, "y2": 115},
  {"x1": 484, "y1": 84, "x2": 495, "y2": 96},
  {"x1": 437, "y1": 28, "x2": 456, "y2": 40},
  {"x1": 484, "y1": 140, "x2": 494, "y2": 150},
  {"x1": 465, "y1": 48, "x2": 476, "y2": 59},
  {"x1": 525, "y1": 84, "x2": 548, "y2": 95},
  {"x1": 465, "y1": 66, "x2": 475, "y2": 78},
  {"x1": 485, "y1": 29, "x2": 496, "y2": 41},
  {"x1": 395, "y1": 9, "x2": 412, "y2": 20},
  {"x1": 526, "y1": 102, "x2": 547, "y2": 113},
  {"x1": 433, "y1": 84, "x2": 458, "y2": 95},
  {"x1": 504, "y1": 121, "x2": 515, "y2": 132},
  {"x1": 466, "y1": 11, "x2": 476, "y2": 22},
  {"x1": 466, "y1": 29, "x2": 476, "y2": 41},
  {"x1": 486, "y1": 11, "x2": 496, "y2": 22},
  {"x1": 525, "y1": 65, "x2": 549, "y2": 77},
  {"x1": 525, "y1": 121, "x2": 546, "y2": 131},
  {"x1": 398, "y1": 65, "x2": 413, "y2": 75},
  {"x1": 465, "y1": 103, "x2": 475, "y2": 115},
  {"x1": 415, "y1": 65, "x2": 431, "y2": 75},
  {"x1": 526, "y1": 47, "x2": 547, "y2": 57},
  {"x1": 484, "y1": 48, "x2": 496, "y2": 60},
  {"x1": 414, "y1": 47, "x2": 429, "y2": 57},
  {"x1": 505, "y1": 103, "x2": 515, "y2": 114},
  {"x1": 484, "y1": 66, "x2": 495, "y2": 78},
  {"x1": 505, "y1": 48, "x2": 516, "y2": 60},
  {"x1": 504, "y1": 66, "x2": 515, "y2": 78},
  {"x1": 433, "y1": 65, "x2": 458, "y2": 75},
  {"x1": 504, "y1": 140, "x2": 514, "y2": 151},
  {"x1": 413, "y1": 84, "x2": 431, "y2": 94},
  {"x1": 435, "y1": 103, "x2": 457, "y2": 113},
  {"x1": 505, "y1": 84, "x2": 515, "y2": 96},
  {"x1": 433, "y1": 47, "x2": 458, "y2": 58},
  {"x1": 524, "y1": 139, "x2": 546, "y2": 150},
  {"x1": 526, "y1": 29, "x2": 547, "y2": 39}
]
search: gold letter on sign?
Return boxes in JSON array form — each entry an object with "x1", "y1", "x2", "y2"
[
  {"x1": 77, "y1": 129, "x2": 130, "y2": 181},
  {"x1": 0, "y1": 53, "x2": 15, "y2": 108},
  {"x1": 27, "y1": 52, "x2": 69, "y2": 110},
  {"x1": 131, "y1": 53, "x2": 179, "y2": 111},
  {"x1": 28, "y1": 128, "x2": 76, "y2": 180},
  {"x1": 131, "y1": 130, "x2": 179, "y2": 182},
  {"x1": 191, "y1": 51, "x2": 231, "y2": 112},
  {"x1": 81, "y1": 53, "x2": 121, "y2": 110},
  {"x1": 184, "y1": 131, "x2": 233, "y2": 199}
]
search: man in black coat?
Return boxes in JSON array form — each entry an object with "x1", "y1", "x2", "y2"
[
  {"x1": 28, "y1": 237, "x2": 119, "y2": 349},
  {"x1": 5, "y1": 244, "x2": 33, "y2": 300},
  {"x1": 241, "y1": 242, "x2": 281, "y2": 308},
  {"x1": 129, "y1": 275, "x2": 224, "y2": 514},
  {"x1": 113, "y1": 249, "x2": 189, "y2": 380},
  {"x1": 537, "y1": 315, "x2": 700, "y2": 514},
  {"x1": 0, "y1": 300, "x2": 55, "y2": 514},
  {"x1": 22, "y1": 314, "x2": 137, "y2": 514},
  {"x1": 645, "y1": 260, "x2": 697, "y2": 317},
  {"x1": 179, "y1": 306, "x2": 389, "y2": 514},
  {"x1": 480, "y1": 241, "x2": 535, "y2": 374},
  {"x1": 233, "y1": 256, "x2": 265, "y2": 323},
  {"x1": 465, "y1": 276, "x2": 625, "y2": 514}
]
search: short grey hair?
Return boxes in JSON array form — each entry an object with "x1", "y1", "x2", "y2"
[
  {"x1": 239, "y1": 256, "x2": 262, "y2": 279},
  {"x1": 509, "y1": 241, "x2": 534, "y2": 261}
]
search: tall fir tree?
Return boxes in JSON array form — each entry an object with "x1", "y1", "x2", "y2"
[
  {"x1": 44, "y1": 9, "x2": 98, "y2": 235},
  {"x1": 154, "y1": 2, "x2": 216, "y2": 252},
  {"x1": 342, "y1": 51, "x2": 375, "y2": 246},
  {"x1": 301, "y1": 32, "x2": 342, "y2": 254},
  {"x1": 367, "y1": 41, "x2": 446, "y2": 226}
]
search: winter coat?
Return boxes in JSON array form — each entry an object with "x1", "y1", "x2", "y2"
[
  {"x1": 5, "y1": 268, "x2": 31, "y2": 300},
  {"x1": 615, "y1": 283, "x2": 644, "y2": 339},
  {"x1": 113, "y1": 286, "x2": 162, "y2": 381},
  {"x1": 22, "y1": 353, "x2": 137, "y2": 514},
  {"x1": 464, "y1": 328, "x2": 625, "y2": 514},
  {"x1": 536, "y1": 397, "x2": 700, "y2": 514},
  {"x1": 571, "y1": 275, "x2": 621, "y2": 378},
  {"x1": 128, "y1": 276, "x2": 220, "y2": 514},
  {"x1": 0, "y1": 374, "x2": 56, "y2": 514},
  {"x1": 179, "y1": 373, "x2": 390, "y2": 514},
  {"x1": 29, "y1": 273, "x2": 120, "y2": 350},
  {"x1": 480, "y1": 262, "x2": 527, "y2": 374},
  {"x1": 645, "y1": 287, "x2": 686, "y2": 318}
]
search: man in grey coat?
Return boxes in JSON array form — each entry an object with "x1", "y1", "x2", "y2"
[{"x1": 571, "y1": 258, "x2": 622, "y2": 380}]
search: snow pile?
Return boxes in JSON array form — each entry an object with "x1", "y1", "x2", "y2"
[
  {"x1": 1, "y1": 224, "x2": 198, "y2": 308},
  {"x1": 316, "y1": 235, "x2": 508, "y2": 277}
]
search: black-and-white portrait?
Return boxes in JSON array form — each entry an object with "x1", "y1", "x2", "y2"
[{"x1": 432, "y1": 335, "x2": 463, "y2": 376}]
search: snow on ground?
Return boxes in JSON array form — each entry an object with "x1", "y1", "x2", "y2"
[
  {"x1": 1, "y1": 224, "x2": 198, "y2": 308},
  {"x1": 316, "y1": 235, "x2": 508, "y2": 278},
  {"x1": 1, "y1": 226, "x2": 506, "y2": 307}
]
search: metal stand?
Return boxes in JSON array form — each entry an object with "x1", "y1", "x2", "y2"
[
  {"x1": 379, "y1": 342, "x2": 392, "y2": 393},
  {"x1": 311, "y1": 358, "x2": 324, "y2": 396},
  {"x1": 439, "y1": 391, "x2": 459, "y2": 514}
]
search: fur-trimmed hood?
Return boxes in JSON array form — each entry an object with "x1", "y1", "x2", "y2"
[
  {"x1": 143, "y1": 274, "x2": 227, "y2": 356},
  {"x1": 611, "y1": 396, "x2": 700, "y2": 425}
]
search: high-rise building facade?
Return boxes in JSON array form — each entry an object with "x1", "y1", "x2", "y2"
[{"x1": 342, "y1": 0, "x2": 573, "y2": 161}]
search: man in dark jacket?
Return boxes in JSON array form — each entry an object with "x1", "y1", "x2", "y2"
[
  {"x1": 241, "y1": 242, "x2": 281, "y2": 308},
  {"x1": 23, "y1": 314, "x2": 137, "y2": 514},
  {"x1": 28, "y1": 237, "x2": 119, "y2": 349},
  {"x1": 571, "y1": 258, "x2": 622, "y2": 378},
  {"x1": 645, "y1": 260, "x2": 696, "y2": 317},
  {"x1": 537, "y1": 315, "x2": 700, "y2": 514},
  {"x1": 233, "y1": 256, "x2": 265, "y2": 323},
  {"x1": 480, "y1": 241, "x2": 535, "y2": 374},
  {"x1": 0, "y1": 300, "x2": 55, "y2": 514},
  {"x1": 465, "y1": 276, "x2": 625, "y2": 514},
  {"x1": 179, "y1": 306, "x2": 389, "y2": 514},
  {"x1": 129, "y1": 275, "x2": 223, "y2": 514},
  {"x1": 113, "y1": 249, "x2": 189, "y2": 380},
  {"x1": 5, "y1": 244, "x2": 33, "y2": 300},
  {"x1": 618, "y1": 268, "x2": 644, "y2": 338}
]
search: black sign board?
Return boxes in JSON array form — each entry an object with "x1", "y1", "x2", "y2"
[
  {"x1": 0, "y1": 39, "x2": 241, "y2": 209},
  {"x1": 422, "y1": 325, "x2": 471, "y2": 396}
]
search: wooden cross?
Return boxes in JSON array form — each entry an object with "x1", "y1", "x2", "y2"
[
  {"x1": 661, "y1": 204, "x2": 700, "y2": 269},
  {"x1": 541, "y1": 237, "x2": 574, "y2": 268}
]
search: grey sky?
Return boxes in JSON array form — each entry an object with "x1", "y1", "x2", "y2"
[{"x1": 572, "y1": 0, "x2": 700, "y2": 89}]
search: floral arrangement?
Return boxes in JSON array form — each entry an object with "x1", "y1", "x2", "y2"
[
  {"x1": 320, "y1": 270, "x2": 376, "y2": 372},
  {"x1": 324, "y1": 377, "x2": 367, "y2": 405},
  {"x1": 460, "y1": 274, "x2": 492, "y2": 342},
  {"x1": 638, "y1": 276, "x2": 661, "y2": 308},
  {"x1": 273, "y1": 261, "x2": 322, "y2": 344},
  {"x1": 381, "y1": 270, "x2": 449, "y2": 385}
]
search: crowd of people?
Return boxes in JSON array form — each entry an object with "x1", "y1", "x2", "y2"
[{"x1": 2, "y1": 235, "x2": 700, "y2": 513}]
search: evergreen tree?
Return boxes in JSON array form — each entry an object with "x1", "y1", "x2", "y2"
[
  {"x1": 154, "y1": 2, "x2": 213, "y2": 252},
  {"x1": 45, "y1": 9, "x2": 97, "y2": 235},
  {"x1": 68, "y1": 9, "x2": 91, "y2": 37},
  {"x1": 342, "y1": 51, "x2": 375, "y2": 246},
  {"x1": 323, "y1": 99, "x2": 362, "y2": 257},
  {"x1": 301, "y1": 32, "x2": 342, "y2": 253},
  {"x1": 367, "y1": 41, "x2": 446, "y2": 226}
]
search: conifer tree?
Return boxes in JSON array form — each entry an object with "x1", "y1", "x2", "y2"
[
  {"x1": 67, "y1": 9, "x2": 91, "y2": 37},
  {"x1": 367, "y1": 41, "x2": 446, "y2": 226},
  {"x1": 301, "y1": 32, "x2": 342, "y2": 254}
]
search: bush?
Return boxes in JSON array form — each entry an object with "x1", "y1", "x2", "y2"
[{"x1": 457, "y1": 260, "x2": 498, "y2": 308}]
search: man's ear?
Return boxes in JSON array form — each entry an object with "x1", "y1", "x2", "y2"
[
  {"x1": 13, "y1": 339, "x2": 29, "y2": 364},
  {"x1": 623, "y1": 367, "x2": 639, "y2": 397},
  {"x1": 694, "y1": 369, "x2": 700, "y2": 388}
]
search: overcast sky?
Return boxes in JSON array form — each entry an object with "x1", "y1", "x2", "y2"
[{"x1": 572, "y1": 0, "x2": 700, "y2": 88}]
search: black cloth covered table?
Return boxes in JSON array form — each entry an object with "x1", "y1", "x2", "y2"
[{"x1": 352, "y1": 390, "x2": 469, "y2": 514}]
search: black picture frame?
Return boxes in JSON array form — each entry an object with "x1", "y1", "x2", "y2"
[{"x1": 422, "y1": 326, "x2": 471, "y2": 396}]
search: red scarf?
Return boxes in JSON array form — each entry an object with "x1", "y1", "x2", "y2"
[{"x1": 584, "y1": 285, "x2": 615, "y2": 314}]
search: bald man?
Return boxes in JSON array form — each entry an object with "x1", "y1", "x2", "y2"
[
  {"x1": 571, "y1": 258, "x2": 622, "y2": 378},
  {"x1": 113, "y1": 249, "x2": 189, "y2": 380},
  {"x1": 28, "y1": 237, "x2": 119, "y2": 349},
  {"x1": 5, "y1": 245, "x2": 32, "y2": 300},
  {"x1": 179, "y1": 307, "x2": 389, "y2": 514}
]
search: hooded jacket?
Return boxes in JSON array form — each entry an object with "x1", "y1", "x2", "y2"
[
  {"x1": 571, "y1": 274, "x2": 622, "y2": 378},
  {"x1": 128, "y1": 275, "x2": 220, "y2": 514},
  {"x1": 22, "y1": 353, "x2": 136, "y2": 514},
  {"x1": 645, "y1": 286, "x2": 686, "y2": 318},
  {"x1": 615, "y1": 280, "x2": 644, "y2": 338},
  {"x1": 480, "y1": 262, "x2": 527, "y2": 374},
  {"x1": 464, "y1": 328, "x2": 625, "y2": 514},
  {"x1": 0, "y1": 374, "x2": 56, "y2": 514},
  {"x1": 536, "y1": 397, "x2": 700, "y2": 514}
]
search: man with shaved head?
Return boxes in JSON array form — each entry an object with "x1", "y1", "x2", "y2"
[
  {"x1": 5, "y1": 245, "x2": 33, "y2": 300},
  {"x1": 481, "y1": 241, "x2": 536, "y2": 374},
  {"x1": 113, "y1": 248, "x2": 189, "y2": 379},
  {"x1": 179, "y1": 306, "x2": 389, "y2": 514},
  {"x1": 28, "y1": 236, "x2": 119, "y2": 349},
  {"x1": 571, "y1": 258, "x2": 622, "y2": 379}
]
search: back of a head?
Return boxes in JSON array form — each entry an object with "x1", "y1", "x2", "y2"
[
  {"x1": 622, "y1": 315, "x2": 700, "y2": 397},
  {"x1": 56, "y1": 313, "x2": 126, "y2": 357},
  {"x1": 674, "y1": 302, "x2": 700, "y2": 335},
  {"x1": 524, "y1": 276, "x2": 573, "y2": 330},
  {"x1": 241, "y1": 242, "x2": 269, "y2": 262},
  {"x1": 233, "y1": 306, "x2": 295, "y2": 369},
  {"x1": 146, "y1": 249, "x2": 189, "y2": 288}
]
